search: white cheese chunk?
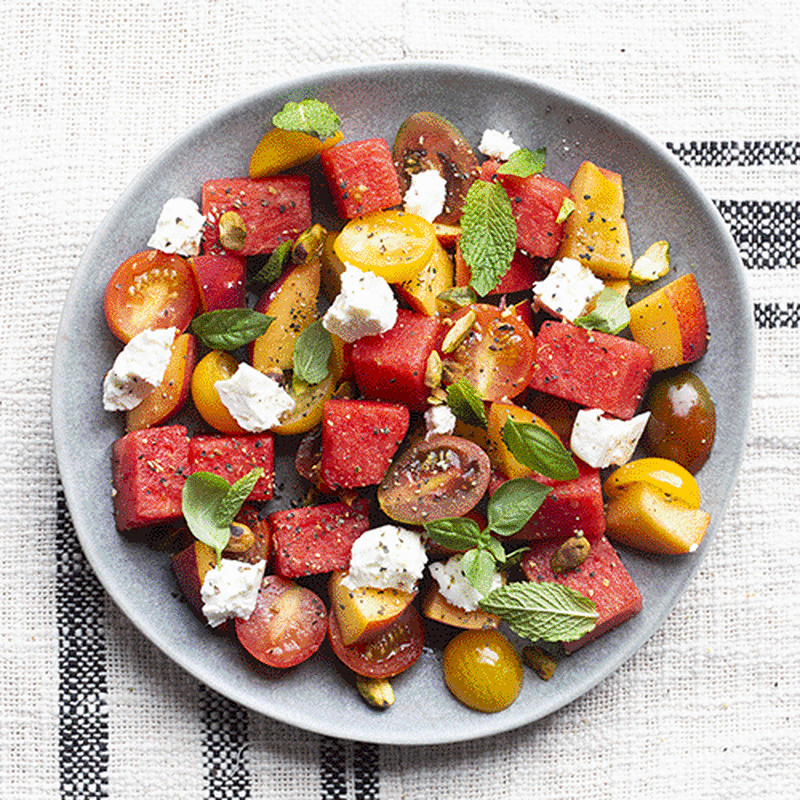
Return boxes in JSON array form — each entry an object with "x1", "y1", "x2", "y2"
[
  {"x1": 200, "y1": 558, "x2": 266, "y2": 628},
  {"x1": 478, "y1": 129, "x2": 520, "y2": 161},
  {"x1": 532, "y1": 258, "x2": 605, "y2": 322},
  {"x1": 403, "y1": 169, "x2": 447, "y2": 222},
  {"x1": 102, "y1": 326, "x2": 177, "y2": 411},
  {"x1": 342, "y1": 525, "x2": 428, "y2": 593},
  {"x1": 429, "y1": 554, "x2": 504, "y2": 612},
  {"x1": 570, "y1": 408, "x2": 651, "y2": 469},
  {"x1": 321, "y1": 263, "x2": 398, "y2": 343},
  {"x1": 147, "y1": 197, "x2": 207, "y2": 257},
  {"x1": 215, "y1": 363, "x2": 295, "y2": 432},
  {"x1": 424, "y1": 404, "x2": 457, "y2": 438}
]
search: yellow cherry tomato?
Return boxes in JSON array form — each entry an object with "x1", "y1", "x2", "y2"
[
  {"x1": 190, "y1": 350, "x2": 247, "y2": 435},
  {"x1": 333, "y1": 209, "x2": 437, "y2": 283},
  {"x1": 604, "y1": 457, "x2": 701, "y2": 509},
  {"x1": 249, "y1": 127, "x2": 344, "y2": 178},
  {"x1": 443, "y1": 629, "x2": 523, "y2": 712}
]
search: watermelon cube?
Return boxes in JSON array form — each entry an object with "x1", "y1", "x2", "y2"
[
  {"x1": 201, "y1": 175, "x2": 311, "y2": 255},
  {"x1": 351, "y1": 308, "x2": 445, "y2": 411},
  {"x1": 270, "y1": 497, "x2": 371, "y2": 578},
  {"x1": 188, "y1": 433, "x2": 275, "y2": 502},
  {"x1": 320, "y1": 399, "x2": 410, "y2": 489},
  {"x1": 111, "y1": 424, "x2": 190, "y2": 531},
  {"x1": 531, "y1": 321, "x2": 653, "y2": 420},
  {"x1": 189, "y1": 253, "x2": 246, "y2": 312},
  {"x1": 320, "y1": 138, "x2": 403, "y2": 219},
  {"x1": 520, "y1": 534, "x2": 642, "y2": 653}
]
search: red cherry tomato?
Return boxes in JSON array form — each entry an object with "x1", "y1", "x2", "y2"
[
  {"x1": 328, "y1": 605, "x2": 425, "y2": 679},
  {"x1": 104, "y1": 250, "x2": 200, "y2": 342},
  {"x1": 235, "y1": 575, "x2": 327, "y2": 668},
  {"x1": 441, "y1": 303, "x2": 536, "y2": 401}
]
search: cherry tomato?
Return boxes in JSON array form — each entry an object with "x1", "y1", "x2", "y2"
[
  {"x1": 377, "y1": 434, "x2": 492, "y2": 525},
  {"x1": 235, "y1": 575, "x2": 327, "y2": 668},
  {"x1": 442, "y1": 629, "x2": 523, "y2": 712},
  {"x1": 190, "y1": 350, "x2": 247, "y2": 434},
  {"x1": 104, "y1": 250, "x2": 200, "y2": 342},
  {"x1": 441, "y1": 304, "x2": 536, "y2": 402},
  {"x1": 328, "y1": 605, "x2": 425, "y2": 679},
  {"x1": 604, "y1": 457, "x2": 702, "y2": 508},
  {"x1": 644, "y1": 371, "x2": 716, "y2": 473},
  {"x1": 333, "y1": 209, "x2": 437, "y2": 283}
]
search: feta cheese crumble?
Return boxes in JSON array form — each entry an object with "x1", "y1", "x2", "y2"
[
  {"x1": 321, "y1": 263, "x2": 398, "y2": 343},
  {"x1": 532, "y1": 258, "x2": 605, "y2": 322},
  {"x1": 478, "y1": 129, "x2": 520, "y2": 161},
  {"x1": 102, "y1": 326, "x2": 177, "y2": 411},
  {"x1": 429, "y1": 554, "x2": 504, "y2": 612},
  {"x1": 424, "y1": 404, "x2": 457, "y2": 438},
  {"x1": 403, "y1": 169, "x2": 447, "y2": 222},
  {"x1": 200, "y1": 558, "x2": 266, "y2": 628},
  {"x1": 570, "y1": 408, "x2": 651, "y2": 469},
  {"x1": 342, "y1": 525, "x2": 428, "y2": 593},
  {"x1": 147, "y1": 197, "x2": 207, "y2": 257},
  {"x1": 215, "y1": 363, "x2": 295, "y2": 432}
]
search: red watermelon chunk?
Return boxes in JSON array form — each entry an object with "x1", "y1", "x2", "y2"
[
  {"x1": 531, "y1": 321, "x2": 653, "y2": 420},
  {"x1": 320, "y1": 138, "x2": 403, "y2": 219},
  {"x1": 201, "y1": 175, "x2": 311, "y2": 255},
  {"x1": 270, "y1": 498, "x2": 371, "y2": 578},
  {"x1": 111, "y1": 424, "x2": 190, "y2": 531},
  {"x1": 520, "y1": 534, "x2": 642, "y2": 653},
  {"x1": 188, "y1": 433, "x2": 275, "y2": 502},
  {"x1": 189, "y1": 254, "x2": 246, "y2": 311},
  {"x1": 490, "y1": 458, "x2": 606, "y2": 543},
  {"x1": 480, "y1": 161, "x2": 572, "y2": 259},
  {"x1": 320, "y1": 399, "x2": 410, "y2": 489},
  {"x1": 351, "y1": 309, "x2": 445, "y2": 411}
]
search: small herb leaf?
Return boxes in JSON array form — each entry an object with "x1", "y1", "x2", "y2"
[
  {"x1": 496, "y1": 147, "x2": 546, "y2": 178},
  {"x1": 501, "y1": 418, "x2": 579, "y2": 481},
  {"x1": 292, "y1": 320, "x2": 332, "y2": 385},
  {"x1": 272, "y1": 98, "x2": 341, "y2": 140},
  {"x1": 479, "y1": 581, "x2": 599, "y2": 643},
  {"x1": 574, "y1": 286, "x2": 631, "y2": 335},
  {"x1": 487, "y1": 477, "x2": 553, "y2": 537},
  {"x1": 461, "y1": 547, "x2": 497, "y2": 597},
  {"x1": 191, "y1": 309, "x2": 274, "y2": 351},
  {"x1": 214, "y1": 468, "x2": 264, "y2": 527},
  {"x1": 446, "y1": 378, "x2": 488, "y2": 429},
  {"x1": 251, "y1": 241, "x2": 291, "y2": 285},
  {"x1": 460, "y1": 181, "x2": 517, "y2": 297},
  {"x1": 423, "y1": 517, "x2": 483, "y2": 552}
]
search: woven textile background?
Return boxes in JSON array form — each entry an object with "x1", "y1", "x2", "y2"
[{"x1": 2, "y1": 1, "x2": 798, "y2": 798}]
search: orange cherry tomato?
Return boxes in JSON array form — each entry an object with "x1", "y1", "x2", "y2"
[
  {"x1": 104, "y1": 250, "x2": 199, "y2": 342},
  {"x1": 190, "y1": 350, "x2": 247, "y2": 434}
]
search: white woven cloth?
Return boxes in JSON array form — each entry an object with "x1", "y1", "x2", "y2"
[{"x1": 3, "y1": 0, "x2": 798, "y2": 797}]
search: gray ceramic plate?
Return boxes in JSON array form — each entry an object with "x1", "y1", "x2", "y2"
[{"x1": 52, "y1": 63, "x2": 754, "y2": 745}]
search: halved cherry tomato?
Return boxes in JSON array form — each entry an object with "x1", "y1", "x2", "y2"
[
  {"x1": 249, "y1": 128, "x2": 344, "y2": 178},
  {"x1": 327, "y1": 605, "x2": 425, "y2": 679},
  {"x1": 190, "y1": 350, "x2": 247, "y2": 434},
  {"x1": 377, "y1": 434, "x2": 491, "y2": 525},
  {"x1": 235, "y1": 575, "x2": 327, "y2": 668},
  {"x1": 441, "y1": 303, "x2": 536, "y2": 402},
  {"x1": 604, "y1": 457, "x2": 702, "y2": 508},
  {"x1": 333, "y1": 209, "x2": 437, "y2": 283},
  {"x1": 104, "y1": 250, "x2": 200, "y2": 342}
]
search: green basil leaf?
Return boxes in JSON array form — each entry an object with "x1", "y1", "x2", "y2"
[
  {"x1": 574, "y1": 286, "x2": 631, "y2": 335},
  {"x1": 272, "y1": 98, "x2": 341, "y2": 140},
  {"x1": 504, "y1": 545, "x2": 531, "y2": 566},
  {"x1": 460, "y1": 181, "x2": 517, "y2": 297},
  {"x1": 479, "y1": 581, "x2": 598, "y2": 643},
  {"x1": 501, "y1": 418, "x2": 579, "y2": 481},
  {"x1": 182, "y1": 472, "x2": 235, "y2": 561},
  {"x1": 424, "y1": 517, "x2": 483, "y2": 552},
  {"x1": 487, "y1": 477, "x2": 552, "y2": 537},
  {"x1": 483, "y1": 536, "x2": 507, "y2": 564},
  {"x1": 461, "y1": 547, "x2": 497, "y2": 597},
  {"x1": 446, "y1": 378, "x2": 488, "y2": 429},
  {"x1": 213, "y1": 467, "x2": 264, "y2": 527},
  {"x1": 292, "y1": 320, "x2": 332, "y2": 385},
  {"x1": 496, "y1": 146, "x2": 546, "y2": 178},
  {"x1": 251, "y1": 240, "x2": 291, "y2": 285},
  {"x1": 191, "y1": 309, "x2": 274, "y2": 351}
]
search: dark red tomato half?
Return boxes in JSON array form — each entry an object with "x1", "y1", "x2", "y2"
[
  {"x1": 328, "y1": 605, "x2": 425, "y2": 679},
  {"x1": 104, "y1": 250, "x2": 200, "y2": 342},
  {"x1": 235, "y1": 574, "x2": 327, "y2": 668}
]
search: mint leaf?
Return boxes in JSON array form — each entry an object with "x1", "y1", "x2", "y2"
[
  {"x1": 460, "y1": 181, "x2": 517, "y2": 297},
  {"x1": 461, "y1": 547, "x2": 497, "y2": 597},
  {"x1": 574, "y1": 286, "x2": 631, "y2": 335},
  {"x1": 272, "y1": 98, "x2": 341, "y2": 140},
  {"x1": 479, "y1": 582, "x2": 598, "y2": 643},
  {"x1": 496, "y1": 147, "x2": 546, "y2": 178},
  {"x1": 424, "y1": 516, "x2": 483, "y2": 551},
  {"x1": 292, "y1": 320, "x2": 332, "y2": 385},
  {"x1": 487, "y1": 477, "x2": 552, "y2": 537},
  {"x1": 251, "y1": 241, "x2": 291, "y2": 285},
  {"x1": 501, "y1": 418, "x2": 579, "y2": 481},
  {"x1": 191, "y1": 309, "x2": 274, "y2": 351},
  {"x1": 446, "y1": 378, "x2": 488, "y2": 429},
  {"x1": 213, "y1": 468, "x2": 264, "y2": 527}
]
